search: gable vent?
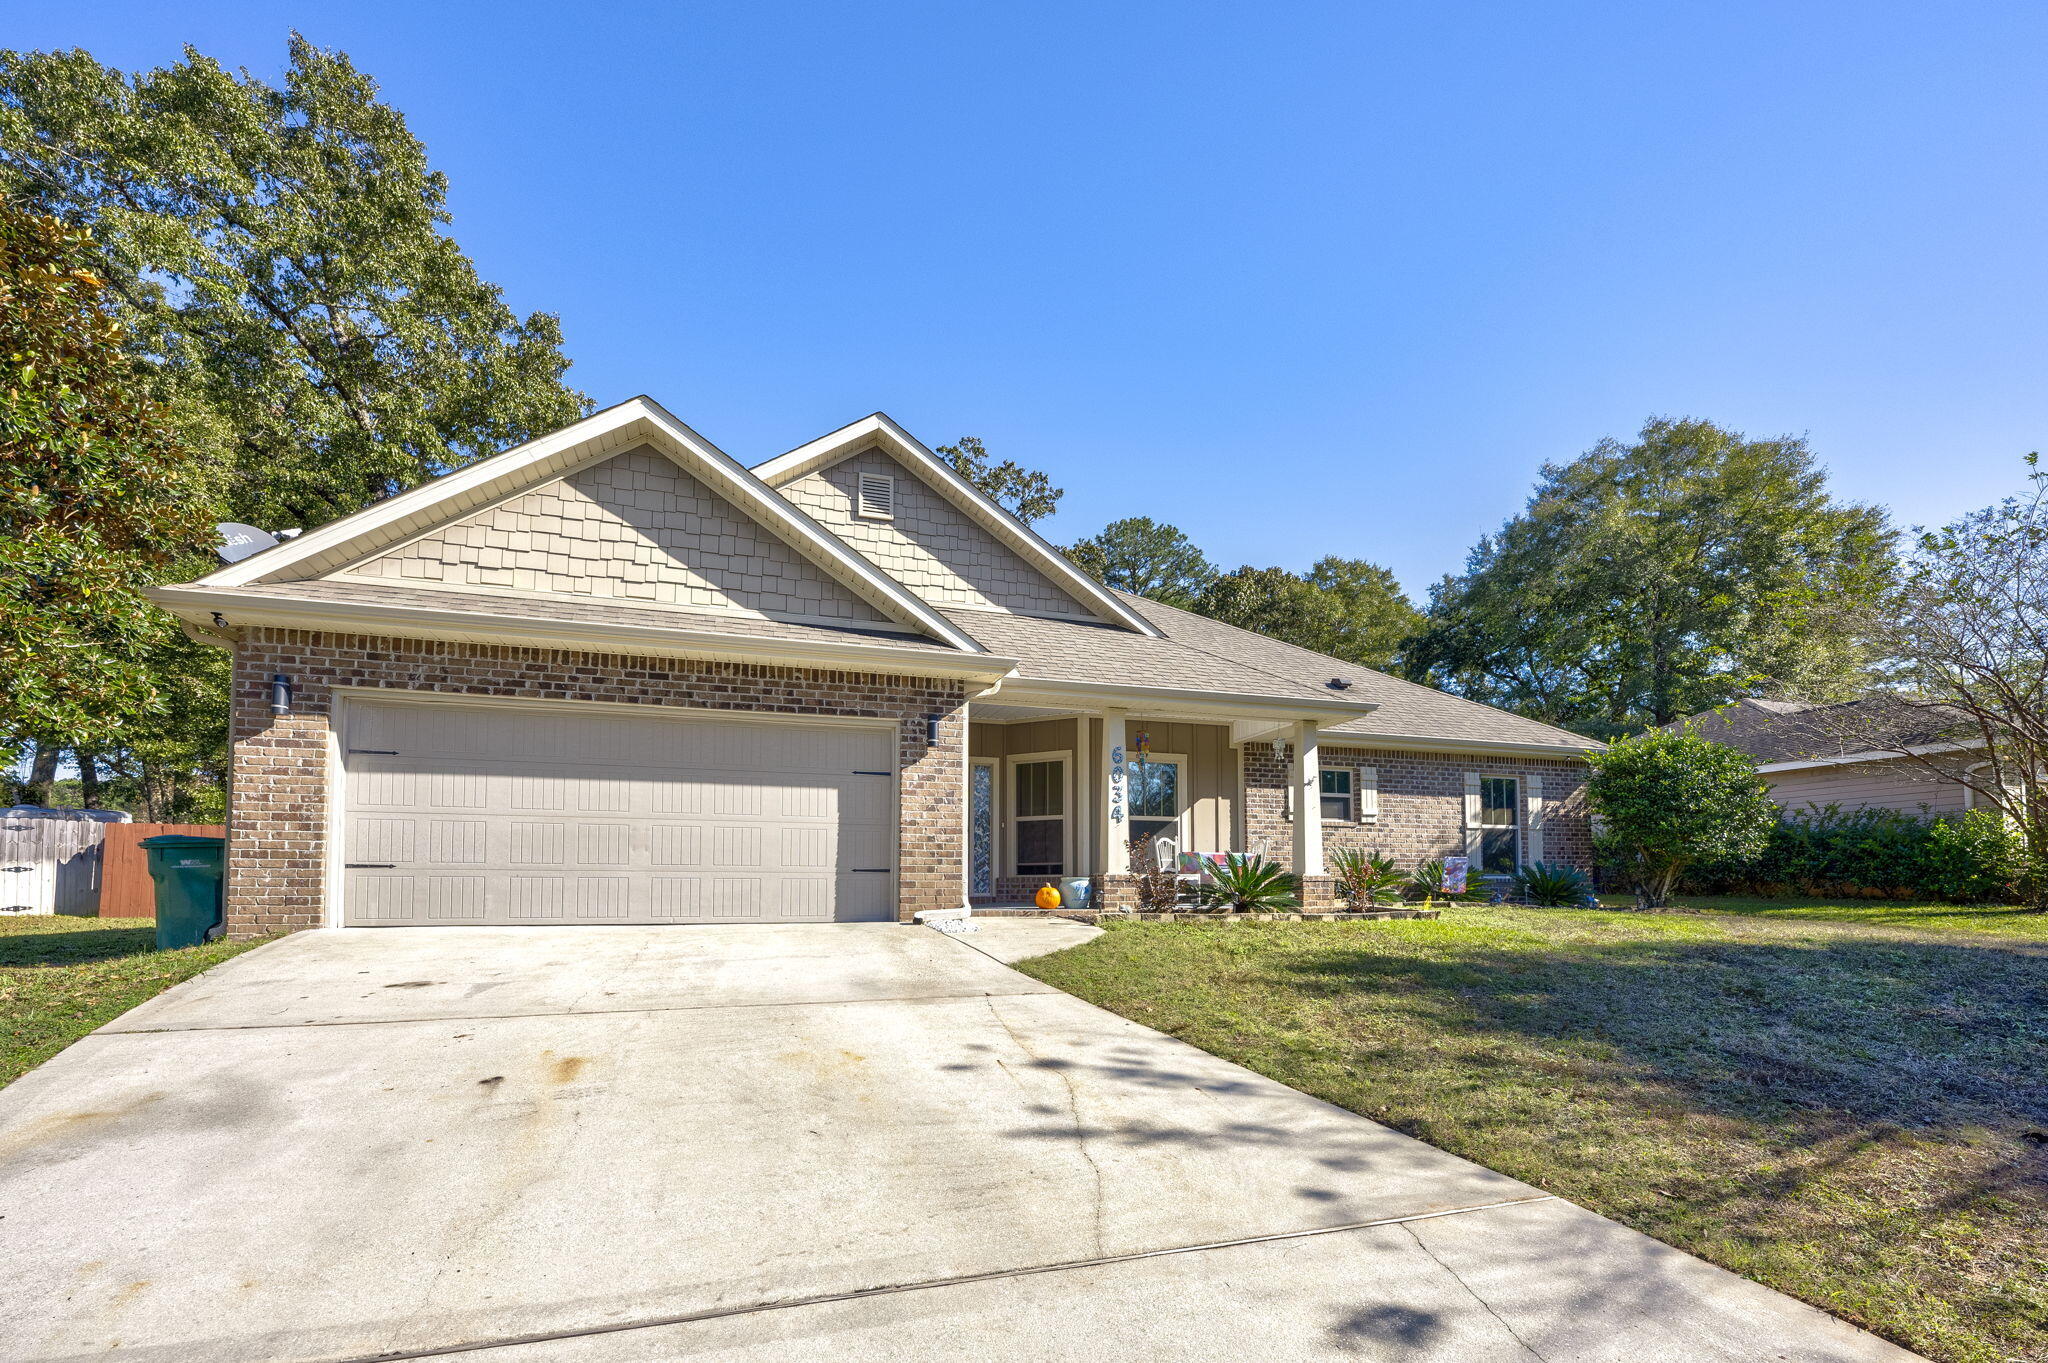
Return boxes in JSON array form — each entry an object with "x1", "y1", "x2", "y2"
[{"x1": 856, "y1": 472, "x2": 896, "y2": 520}]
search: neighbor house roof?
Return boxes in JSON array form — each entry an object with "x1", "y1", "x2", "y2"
[{"x1": 1674, "y1": 696, "x2": 1975, "y2": 765}]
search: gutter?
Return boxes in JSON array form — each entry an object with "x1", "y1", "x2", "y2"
[
  {"x1": 996, "y1": 677, "x2": 1379, "y2": 721},
  {"x1": 146, "y1": 586, "x2": 1022, "y2": 684},
  {"x1": 1317, "y1": 731, "x2": 1603, "y2": 759}
]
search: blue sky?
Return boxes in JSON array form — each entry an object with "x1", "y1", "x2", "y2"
[{"x1": 16, "y1": 2, "x2": 2047, "y2": 599}]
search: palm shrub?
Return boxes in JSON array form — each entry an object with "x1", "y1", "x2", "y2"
[
  {"x1": 1198, "y1": 854, "x2": 1301, "y2": 912},
  {"x1": 1407, "y1": 859, "x2": 1487, "y2": 903},
  {"x1": 1330, "y1": 849, "x2": 1409, "y2": 906},
  {"x1": 1508, "y1": 861, "x2": 1593, "y2": 907}
]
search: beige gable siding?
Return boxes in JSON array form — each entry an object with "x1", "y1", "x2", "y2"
[
  {"x1": 781, "y1": 449, "x2": 1097, "y2": 618},
  {"x1": 339, "y1": 446, "x2": 887, "y2": 623},
  {"x1": 1766, "y1": 757, "x2": 1970, "y2": 817}
]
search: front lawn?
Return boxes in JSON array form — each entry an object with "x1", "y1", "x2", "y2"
[
  {"x1": 0, "y1": 915, "x2": 265, "y2": 1088},
  {"x1": 1599, "y1": 893, "x2": 2048, "y2": 940},
  {"x1": 1019, "y1": 907, "x2": 2048, "y2": 1363}
]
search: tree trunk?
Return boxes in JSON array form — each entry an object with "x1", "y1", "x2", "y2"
[
  {"x1": 78, "y1": 752, "x2": 101, "y2": 810},
  {"x1": 21, "y1": 742, "x2": 61, "y2": 806}
]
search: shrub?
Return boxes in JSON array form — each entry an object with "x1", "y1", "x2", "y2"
[
  {"x1": 1131, "y1": 844, "x2": 1183, "y2": 911},
  {"x1": 1587, "y1": 729, "x2": 1777, "y2": 909},
  {"x1": 1406, "y1": 859, "x2": 1489, "y2": 904},
  {"x1": 1198, "y1": 854, "x2": 1301, "y2": 912},
  {"x1": 1330, "y1": 849, "x2": 1409, "y2": 906},
  {"x1": 1509, "y1": 862, "x2": 1594, "y2": 907}
]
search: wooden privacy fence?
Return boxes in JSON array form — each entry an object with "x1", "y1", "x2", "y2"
[{"x1": 99, "y1": 824, "x2": 226, "y2": 918}]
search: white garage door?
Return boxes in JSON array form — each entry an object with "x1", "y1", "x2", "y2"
[{"x1": 340, "y1": 700, "x2": 896, "y2": 926}]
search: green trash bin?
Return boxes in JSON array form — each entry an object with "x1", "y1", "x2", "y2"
[{"x1": 141, "y1": 833, "x2": 225, "y2": 950}]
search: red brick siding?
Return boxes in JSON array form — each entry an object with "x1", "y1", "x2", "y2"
[
  {"x1": 1241, "y1": 744, "x2": 1592, "y2": 874},
  {"x1": 227, "y1": 629, "x2": 966, "y2": 936}
]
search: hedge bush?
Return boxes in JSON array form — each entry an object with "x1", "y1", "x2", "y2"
[{"x1": 1606, "y1": 804, "x2": 2022, "y2": 903}]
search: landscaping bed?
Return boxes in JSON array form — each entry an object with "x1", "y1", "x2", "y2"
[
  {"x1": 1100, "y1": 908, "x2": 1442, "y2": 922},
  {"x1": 0, "y1": 915, "x2": 266, "y2": 1088},
  {"x1": 1017, "y1": 905, "x2": 2048, "y2": 1363}
]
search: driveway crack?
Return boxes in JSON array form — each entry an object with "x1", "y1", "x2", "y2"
[
  {"x1": 984, "y1": 995, "x2": 1108, "y2": 1258},
  {"x1": 1403, "y1": 1222, "x2": 1549, "y2": 1361}
]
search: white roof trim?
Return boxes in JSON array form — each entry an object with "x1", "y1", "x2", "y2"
[
  {"x1": 149, "y1": 585, "x2": 1019, "y2": 682},
  {"x1": 1756, "y1": 739, "x2": 1983, "y2": 773},
  {"x1": 193, "y1": 396, "x2": 985, "y2": 654},
  {"x1": 752, "y1": 413, "x2": 1166, "y2": 639},
  {"x1": 1320, "y1": 731, "x2": 1602, "y2": 759}
]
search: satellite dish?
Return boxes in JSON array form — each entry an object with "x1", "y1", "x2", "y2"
[{"x1": 215, "y1": 523, "x2": 280, "y2": 563}]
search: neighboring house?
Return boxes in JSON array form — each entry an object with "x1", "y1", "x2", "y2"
[
  {"x1": 148, "y1": 399, "x2": 1599, "y2": 935},
  {"x1": 1675, "y1": 697, "x2": 1985, "y2": 817}
]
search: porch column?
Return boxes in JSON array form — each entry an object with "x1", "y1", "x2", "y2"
[
  {"x1": 1292, "y1": 718, "x2": 1323, "y2": 878},
  {"x1": 1100, "y1": 708, "x2": 1130, "y2": 875}
]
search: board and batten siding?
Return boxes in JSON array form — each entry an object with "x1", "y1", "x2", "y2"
[{"x1": 1765, "y1": 756, "x2": 1970, "y2": 816}]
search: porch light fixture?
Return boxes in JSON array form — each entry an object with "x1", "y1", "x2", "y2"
[
  {"x1": 926, "y1": 715, "x2": 940, "y2": 746},
  {"x1": 269, "y1": 674, "x2": 295, "y2": 716}
]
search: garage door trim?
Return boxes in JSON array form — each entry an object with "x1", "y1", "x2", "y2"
[{"x1": 323, "y1": 689, "x2": 900, "y2": 928}]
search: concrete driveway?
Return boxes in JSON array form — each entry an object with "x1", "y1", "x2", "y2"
[{"x1": 0, "y1": 923, "x2": 1918, "y2": 1363}]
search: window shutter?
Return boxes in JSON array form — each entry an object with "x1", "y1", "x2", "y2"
[
  {"x1": 1463, "y1": 772, "x2": 1483, "y2": 863},
  {"x1": 1359, "y1": 766, "x2": 1379, "y2": 823},
  {"x1": 1524, "y1": 773, "x2": 1544, "y2": 866},
  {"x1": 857, "y1": 472, "x2": 895, "y2": 519}
]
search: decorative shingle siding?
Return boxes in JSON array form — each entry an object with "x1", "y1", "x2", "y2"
[
  {"x1": 226, "y1": 629, "x2": 965, "y2": 936},
  {"x1": 1241, "y1": 744, "x2": 1593, "y2": 874},
  {"x1": 343, "y1": 445, "x2": 887, "y2": 623},
  {"x1": 781, "y1": 448, "x2": 1098, "y2": 619}
]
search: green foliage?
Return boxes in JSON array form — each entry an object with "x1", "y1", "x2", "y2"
[
  {"x1": 1064, "y1": 517, "x2": 1216, "y2": 607},
  {"x1": 1329, "y1": 848, "x2": 1409, "y2": 906},
  {"x1": 1508, "y1": 861, "x2": 1594, "y2": 908},
  {"x1": 1665, "y1": 805, "x2": 2022, "y2": 905},
  {"x1": 1190, "y1": 560, "x2": 1420, "y2": 670},
  {"x1": 1586, "y1": 727, "x2": 1777, "y2": 909},
  {"x1": 1405, "y1": 858, "x2": 1487, "y2": 903},
  {"x1": 1196, "y1": 853, "x2": 1301, "y2": 912},
  {"x1": 1406, "y1": 417, "x2": 1896, "y2": 737},
  {"x1": 0, "y1": 204, "x2": 214, "y2": 752},
  {"x1": 0, "y1": 36, "x2": 590, "y2": 528},
  {"x1": 933, "y1": 435, "x2": 1062, "y2": 525}
]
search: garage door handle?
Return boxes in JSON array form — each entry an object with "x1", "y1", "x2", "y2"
[
  {"x1": 348, "y1": 748, "x2": 399, "y2": 755},
  {"x1": 851, "y1": 868, "x2": 890, "y2": 873},
  {"x1": 851, "y1": 770, "x2": 890, "y2": 776},
  {"x1": 345, "y1": 863, "x2": 396, "y2": 869}
]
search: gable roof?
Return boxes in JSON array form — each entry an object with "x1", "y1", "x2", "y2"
[
  {"x1": 195, "y1": 397, "x2": 986, "y2": 654},
  {"x1": 751, "y1": 413, "x2": 1165, "y2": 639}
]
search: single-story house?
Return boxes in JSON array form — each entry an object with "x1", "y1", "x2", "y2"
[
  {"x1": 148, "y1": 398, "x2": 1599, "y2": 935},
  {"x1": 1676, "y1": 696, "x2": 1987, "y2": 817}
]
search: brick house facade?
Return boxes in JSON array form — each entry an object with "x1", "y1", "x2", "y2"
[{"x1": 152, "y1": 400, "x2": 1599, "y2": 935}]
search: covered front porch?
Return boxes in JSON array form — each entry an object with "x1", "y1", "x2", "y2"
[{"x1": 964, "y1": 691, "x2": 1355, "y2": 911}]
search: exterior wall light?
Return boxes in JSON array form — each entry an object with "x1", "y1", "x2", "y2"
[{"x1": 270, "y1": 674, "x2": 295, "y2": 716}]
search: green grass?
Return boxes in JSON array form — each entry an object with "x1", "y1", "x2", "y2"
[
  {"x1": 1019, "y1": 907, "x2": 2048, "y2": 1363},
  {"x1": 1599, "y1": 893, "x2": 2048, "y2": 940},
  {"x1": 0, "y1": 915, "x2": 265, "y2": 1088}
]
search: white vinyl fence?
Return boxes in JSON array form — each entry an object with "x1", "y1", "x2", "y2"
[{"x1": 0, "y1": 808, "x2": 130, "y2": 916}]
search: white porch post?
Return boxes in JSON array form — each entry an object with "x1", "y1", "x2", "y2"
[
  {"x1": 1100, "y1": 709, "x2": 1130, "y2": 875},
  {"x1": 1292, "y1": 718, "x2": 1323, "y2": 879}
]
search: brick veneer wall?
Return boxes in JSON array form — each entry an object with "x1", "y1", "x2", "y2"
[
  {"x1": 227, "y1": 629, "x2": 966, "y2": 937},
  {"x1": 1241, "y1": 743, "x2": 1593, "y2": 874}
]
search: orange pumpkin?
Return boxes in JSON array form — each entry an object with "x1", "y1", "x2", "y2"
[{"x1": 1033, "y1": 883, "x2": 1063, "y2": 910}]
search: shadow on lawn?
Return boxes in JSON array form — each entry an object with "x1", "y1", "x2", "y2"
[{"x1": 0, "y1": 925, "x2": 157, "y2": 968}]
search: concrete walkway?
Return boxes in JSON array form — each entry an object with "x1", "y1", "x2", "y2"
[{"x1": 0, "y1": 923, "x2": 1920, "y2": 1362}]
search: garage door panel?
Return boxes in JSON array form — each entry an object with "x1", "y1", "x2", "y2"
[{"x1": 344, "y1": 703, "x2": 897, "y2": 926}]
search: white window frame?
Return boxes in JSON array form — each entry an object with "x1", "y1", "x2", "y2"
[
  {"x1": 1319, "y1": 767, "x2": 1354, "y2": 823},
  {"x1": 1477, "y1": 773, "x2": 1521, "y2": 875},
  {"x1": 1007, "y1": 749, "x2": 1072, "y2": 878}
]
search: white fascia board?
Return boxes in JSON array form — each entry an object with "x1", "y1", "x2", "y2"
[
  {"x1": 996, "y1": 677, "x2": 1377, "y2": 722},
  {"x1": 190, "y1": 397, "x2": 985, "y2": 655},
  {"x1": 1318, "y1": 732, "x2": 1602, "y2": 759},
  {"x1": 148, "y1": 586, "x2": 1019, "y2": 683},
  {"x1": 1756, "y1": 739, "x2": 1983, "y2": 773},
  {"x1": 753, "y1": 413, "x2": 1167, "y2": 640}
]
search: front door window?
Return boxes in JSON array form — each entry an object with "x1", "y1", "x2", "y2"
[
  {"x1": 1127, "y1": 757, "x2": 1181, "y2": 861},
  {"x1": 1480, "y1": 776, "x2": 1519, "y2": 874}
]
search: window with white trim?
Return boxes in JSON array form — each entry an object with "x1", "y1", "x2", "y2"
[
  {"x1": 1480, "y1": 775, "x2": 1519, "y2": 874},
  {"x1": 1012, "y1": 757, "x2": 1066, "y2": 876},
  {"x1": 1320, "y1": 768, "x2": 1353, "y2": 821}
]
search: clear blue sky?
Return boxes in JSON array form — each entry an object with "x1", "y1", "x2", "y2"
[{"x1": 16, "y1": 2, "x2": 2047, "y2": 599}]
